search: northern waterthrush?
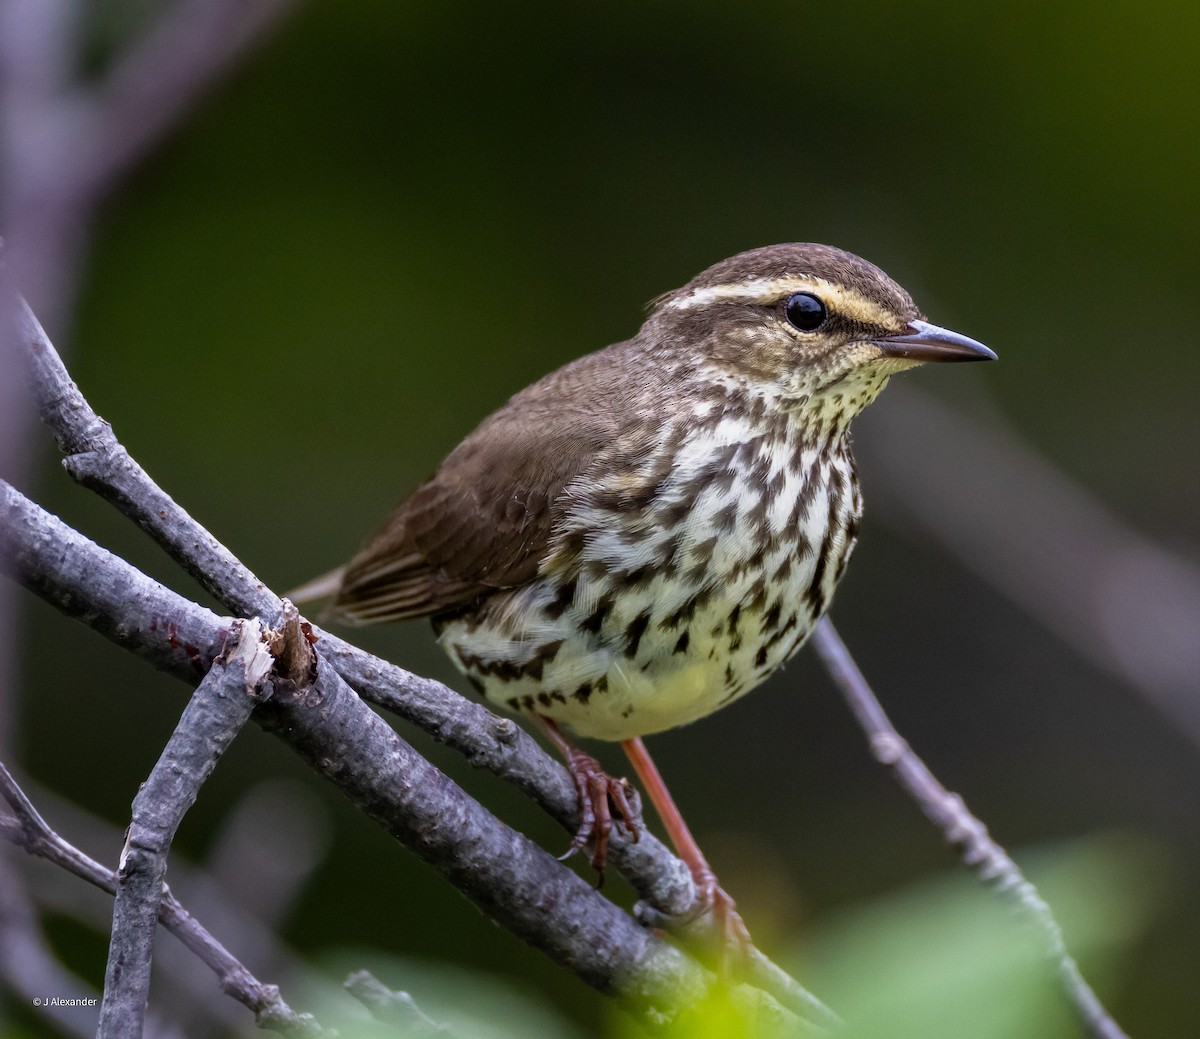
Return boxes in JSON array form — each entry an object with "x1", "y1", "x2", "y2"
[{"x1": 294, "y1": 243, "x2": 995, "y2": 955}]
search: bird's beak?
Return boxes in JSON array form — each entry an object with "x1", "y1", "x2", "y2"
[{"x1": 875, "y1": 319, "x2": 997, "y2": 363}]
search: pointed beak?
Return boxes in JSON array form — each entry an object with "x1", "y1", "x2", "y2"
[{"x1": 876, "y1": 319, "x2": 997, "y2": 363}]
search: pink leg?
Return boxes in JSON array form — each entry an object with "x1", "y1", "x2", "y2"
[{"x1": 622, "y1": 736, "x2": 752, "y2": 971}]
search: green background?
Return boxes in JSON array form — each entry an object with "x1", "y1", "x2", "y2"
[{"x1": 8, "y1": 0, "x2": 1199, "y2": 1034}]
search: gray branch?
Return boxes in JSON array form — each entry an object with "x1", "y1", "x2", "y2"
[
  {"x1": 343, "y1": 970, "x2": 452, "y2": 1035},
  {"x1": 0, "y1": 481, "x2": 823, "y2": 1029},
  {"x1": 12, "y1": 296, "x2": 830, "y2": 1027},
  {"x1": 0, "y1": 762, "x2": 323, "y2": 1037},
  {"x1": 0, "y1": 758, "x2": 321, "y2": 1031},
  {"x1": 859, "y1": 383, "x2": 1200, "y2": 747},
  {"x1": 82, "y1": 0, "x2": 299, "y2": 206},
  {"x1": 97, "y1": 620, "x2": 270, "y2": 1039},
  {"x1": 0, "y1": 0, "x2": 299, "y2": 333},
  {"x1": 811, "y1": 617, "x2": 1128, "y2": 1039}
]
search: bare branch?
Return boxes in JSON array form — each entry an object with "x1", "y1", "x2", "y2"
[
  {"x1": 0, "y1": 482, "x2": 811, "y2": 1027},
  {"x1": 17, "y1": 298, "x2": 278, "y2": 618},
  {"x1": 16, "y1": 289, "x2": 694, "y2": 907},
  {"x1": 858, "y1": 384, "x2": 1200, "y2": 746},
  {"x1": 343, "y1": 970, "x2": 452, "y2": 1035},
  {"x1": 97, "y1": 620, "x2": 268, "y2": 1039},
  {"x1": 82, "y1": 0, "x2": 299, "y2": 204},
  {"x1": 0, "y1": 761, "x2": 323, "y2": 1036},
  {"x1": 811, "y1": 617, "x2": 1128, "y2": 1039}
]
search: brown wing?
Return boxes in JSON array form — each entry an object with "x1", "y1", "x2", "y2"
[{"x1": 332, "y1": 343, "x2": 648, "y2": 623}]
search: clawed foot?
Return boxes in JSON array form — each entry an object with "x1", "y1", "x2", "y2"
[
  {"x1": 559, "y1": 744, "x2": 641, "y2": 880},
  {"x1": 635, "y1": 862, "x2": 756, "y2": 976},
  {"x1": 688, "y1": 863, "x2": 754, "y2": 978},
  {"x1": 534, "y1": 715, "x2": 642, "y2": 881}
]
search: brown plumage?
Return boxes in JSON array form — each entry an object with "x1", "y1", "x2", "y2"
[
  {"x1": 335, "y1": 346, "x2": 652, "y2": 621},
  {"x1": 309, "y1": 243, "x2": 994, "y2": 957}
]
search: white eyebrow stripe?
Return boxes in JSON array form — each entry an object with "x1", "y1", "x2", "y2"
[{"x1": 664, "y1": 275, "x2": 898, "y2": 328}]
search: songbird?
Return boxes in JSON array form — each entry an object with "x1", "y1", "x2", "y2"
[{"x1": 293, "y1": 243, "x2": 995, "y2": 954}]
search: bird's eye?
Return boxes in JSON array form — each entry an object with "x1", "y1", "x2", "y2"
[{"x1": 784, "y1": 292, "x2": 827, "y2": 332}]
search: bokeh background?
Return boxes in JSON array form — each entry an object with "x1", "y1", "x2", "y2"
[{"x1": 5, "y1": 0, "x2": 1199, "y2": 1035}]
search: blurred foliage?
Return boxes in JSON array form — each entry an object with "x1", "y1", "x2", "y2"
[
  {"x1": 296, "y1": 837, "x2": 1157, "y2": 1037},
  {"x1": 306, "y1": 955, "x2": 589, "y2": 1039},
  {"x1": 797, "y1": 836, "x2": 1160, "y2": 1039},
  {"x1": 7, "y1": 0, "x2": 1200, "y2": 1035}
]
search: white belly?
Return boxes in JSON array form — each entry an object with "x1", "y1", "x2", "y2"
[{"x1": 438, "y1": 424, "x2": 859, "y2": 741}]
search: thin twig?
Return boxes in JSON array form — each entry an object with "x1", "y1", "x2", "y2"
[
  {"x1": 344, "y1": 969, "x2": 453, "y2": 1035},
  {"x1": 97, "y1": 620, "x2": 270, "y2": 1039},
  {"x1": 811, "y1": 616, "x2": 1129, "y2": 1039},
  {"x1": 0, "y1": 761, "x2": 323, "y2": 1036},
  {"x1": 15, "y1": 776, "x2": 327, "y2": 1034},
  {"x1": 858, "y1": 384, "x2": 1200, "y2": 747},
  {"x1": 82, "y1": 0, "x2": 298, "y2": 205}
]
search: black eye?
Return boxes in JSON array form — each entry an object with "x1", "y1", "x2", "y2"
[{"x1": 784, "y1": 292, "x2": 827, "y2": 332}]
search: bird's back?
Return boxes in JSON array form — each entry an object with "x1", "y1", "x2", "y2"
[{"x1": 332, "y1": 338, "x2": 670, "y2": 624}]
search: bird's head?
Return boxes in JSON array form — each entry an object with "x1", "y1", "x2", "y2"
[{"x1": 646, "y1": 243, "x2": 995, "y2": 428}]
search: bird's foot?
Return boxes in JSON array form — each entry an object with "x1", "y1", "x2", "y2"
[
  {"x1": 558, "y1": 744, "x2": 641, "y2": 881},
  {"x1": 635, "y1": 861, "x2": 754, "y2": 976},
  {"x1": 687, "y1": 862, "x2": 754, "y2": 978}
]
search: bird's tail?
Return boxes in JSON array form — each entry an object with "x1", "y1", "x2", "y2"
[{"x1": 285, "y1": 565, "x2": 346, "y2": 609}]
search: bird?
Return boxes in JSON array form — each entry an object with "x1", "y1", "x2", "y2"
[{"x1": 291, "y1": 242, "x2": 995, "y2": 959}]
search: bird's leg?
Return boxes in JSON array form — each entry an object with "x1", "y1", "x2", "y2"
[
  {"x1": 533, "y1": 715, "x2": 640, "y2": 880},
  {"x1": 621, "y1": 736, "x2": 753, "y2": 972}
]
